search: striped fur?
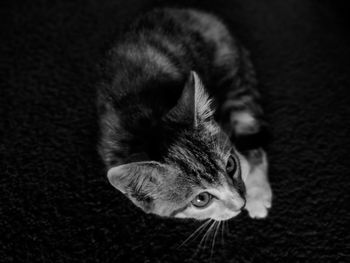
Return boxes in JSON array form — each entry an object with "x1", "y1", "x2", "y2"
[{"x1": 98, "y1": 8, "x2": 271, "y2": 220}]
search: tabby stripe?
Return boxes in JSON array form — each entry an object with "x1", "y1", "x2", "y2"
[{"x1": 145, "y1": 36, "x2": 186, "y2": 74}]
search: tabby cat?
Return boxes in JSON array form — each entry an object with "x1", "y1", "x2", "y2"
[{"x1": 98, "y1": 8, "x2": 272, "y2": 221}]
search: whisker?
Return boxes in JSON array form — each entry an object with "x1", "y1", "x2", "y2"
[
  {"x1": 203, "y1": 220, "x2": 217, "y2": 248},
  {"x1": 221, "y1": 221, "x2": 225, "y2": 245},
  {"x1": 196, "y1": 220, "x2": 216, "y2": 255},
  {"x1": 178, "y1": 219, "x2": 211, "y2": 248},
  {"x1": 189, "y1": 219, "x2": 215, "y2": 260},
  {"x1": 210, "y1": 221, "x2": 220, "y2": 260}
]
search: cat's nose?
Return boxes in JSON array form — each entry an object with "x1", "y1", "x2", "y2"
[
  {"x1": 227, "y1": 198, "x2": 246, "y2": 211},
  {"x1": 236, "y1": 198, "x2": 246, "y2": 210}
]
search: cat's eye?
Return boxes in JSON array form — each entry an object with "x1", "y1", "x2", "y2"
[
  {"x1": 226, "y1": 155, "x2": 237, "y2": 175},
  {"x1": 191, "y1": 192, "x2": 213, "y2": 208}
]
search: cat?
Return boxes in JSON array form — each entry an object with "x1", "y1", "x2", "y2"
[{"x1": 98, "y1": 8, "x2": 272, "y2": 221}]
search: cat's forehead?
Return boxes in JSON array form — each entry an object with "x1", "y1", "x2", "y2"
[{"x1": 165, "y1": 132, "x2": 228, "y2": 185}]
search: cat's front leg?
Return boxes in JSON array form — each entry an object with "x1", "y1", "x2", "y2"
[{"x1": 242, "y1": 149, "x2": 272, "y2": 218}]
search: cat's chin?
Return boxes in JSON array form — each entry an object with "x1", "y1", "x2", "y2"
[
  {"x1": 187, "y1": 210, "x2": 242, "y2": 221},
  {"x1": 213, "y1": 210, "x2": 242, "y2": 221}
]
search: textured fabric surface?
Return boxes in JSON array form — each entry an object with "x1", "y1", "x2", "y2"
[{"x1": 2, "y1": 0, "x2": 350, "y2": 262}]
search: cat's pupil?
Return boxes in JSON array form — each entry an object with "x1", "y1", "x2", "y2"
[
  {"x1": 226, "y1": 155, "x2": 236, "y2": 174},
  {"x1": 198, "y1": 194, "x2": 206, "y2": 202}
]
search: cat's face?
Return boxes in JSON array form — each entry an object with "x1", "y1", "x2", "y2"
[
  {"x1": 166, "y1": 139, "x2": 249, "y2": 221},
  {"x1": 107, "y1": 71, "x2": 249, "y2": 221}
]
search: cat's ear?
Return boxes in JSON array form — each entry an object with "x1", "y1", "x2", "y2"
[
  {"x1": 168, "y1": 71, "x2": 212, "y2": 126},
  {"x1": 107, "y1": 161, "x2": 169, "y2": 213}
]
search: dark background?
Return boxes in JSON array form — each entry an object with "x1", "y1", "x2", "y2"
[{"x1": 2, "y1": 0, "x2": 350, "y2": 262}]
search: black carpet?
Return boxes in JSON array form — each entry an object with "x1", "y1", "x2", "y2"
[{"x1": 3, "y1": 0, "x2": 350, "y2": 262}]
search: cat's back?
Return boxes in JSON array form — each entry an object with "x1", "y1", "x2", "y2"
[{"x1": 103, "y1": 8, "x2": 234, "y2": 103}]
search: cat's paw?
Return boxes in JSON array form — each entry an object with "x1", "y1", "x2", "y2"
[
  {"x1": 245, "y1": 184, "x2": 272, "y2": 219},
  {"x1": 231, "y1": 111, "x2": 259, "y2": 135}
]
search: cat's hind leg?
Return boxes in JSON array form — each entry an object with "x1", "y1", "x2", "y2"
[{"x1": 218, "y1": 47, "x2": 268, "y2": 145}]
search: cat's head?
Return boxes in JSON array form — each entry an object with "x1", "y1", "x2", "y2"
[{"x1": 107, "y1": 71, "x2": 249, "y2": 221}]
